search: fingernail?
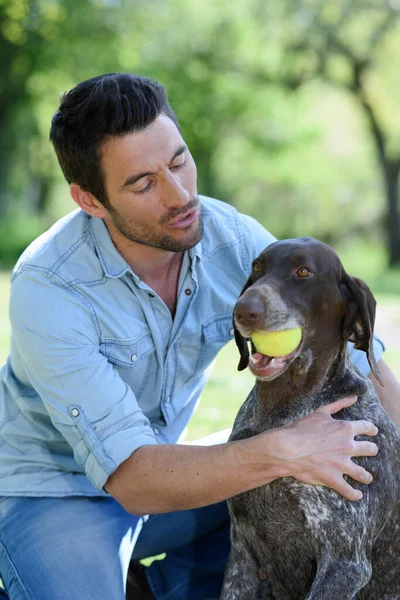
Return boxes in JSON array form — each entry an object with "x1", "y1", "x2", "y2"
[
  {"x1": 366, "y1": 474, "x2": 373, "y2": 483},
  {"x1": 355, "y1": 491, "x2": 363, "y2": 500}
]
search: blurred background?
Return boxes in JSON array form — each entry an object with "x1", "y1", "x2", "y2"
[{"x1": 0, "y1": 0, "x2": 399, "y2": 438}]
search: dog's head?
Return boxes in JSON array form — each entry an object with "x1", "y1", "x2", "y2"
[{"x1": 233, "y1": 237, "x2": 381, "y2": 383}]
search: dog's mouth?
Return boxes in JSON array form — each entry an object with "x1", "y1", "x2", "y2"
[{"x1": 248, "y1": 339, "x2": 303, "y2": 381}]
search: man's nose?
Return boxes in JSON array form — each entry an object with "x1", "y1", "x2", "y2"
[
  {"x1": 234, "y1": 294, "x2": 265, "y2": 330},
  {"x1": 162, "y1": 170, "x2": 190, "y2": 207}
]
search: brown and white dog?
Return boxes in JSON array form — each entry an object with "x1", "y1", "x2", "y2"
[{"x1": 221, "y1": 237, "x2": 400, "y2": 600}]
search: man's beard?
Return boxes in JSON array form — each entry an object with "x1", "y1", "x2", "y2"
[{"x1": 107, "y1": 197, "x2": 203, "y2": 252}]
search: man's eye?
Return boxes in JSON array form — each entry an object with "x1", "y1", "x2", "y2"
[
  {"x1": 171, "y1": 159, "x2": 186, "y2": 170},
  {"x1": 296, "y1": 266, "x2": 312, "y2": 277},
  {"x1": 135, "y1": 181, "x2": 153, "y2": 195}
]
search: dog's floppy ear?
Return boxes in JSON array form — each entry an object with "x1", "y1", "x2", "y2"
[
  {"x1": 233, "y1": 275, "x2": 253, "y2": 371},
  {"x1": 339, "y1": 273, "x2": 382, "y2": 384}
]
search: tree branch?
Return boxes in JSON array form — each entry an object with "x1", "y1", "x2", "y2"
[{"x1": 357, "y1": 91, "x2": 387, "y2": 166}]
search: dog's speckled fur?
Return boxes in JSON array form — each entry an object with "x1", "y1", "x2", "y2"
[{"x1": 221, "y1": 238, "x2": 400, "y2": 600}]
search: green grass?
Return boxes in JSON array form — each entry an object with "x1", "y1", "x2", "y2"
[
  {"x1": 337, "y1": 238, "x2": 400, "y2": 297},
  {"x1": 185, "y1": 341, "x2": 254, "y2": 440}
]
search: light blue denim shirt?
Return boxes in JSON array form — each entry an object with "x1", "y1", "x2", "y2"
[{"x1": 0, "y1": 196, "x2": 384, "y2": 497}]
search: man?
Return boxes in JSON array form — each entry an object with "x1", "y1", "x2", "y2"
[{"x1": 0, "y1": 73, "x2": 398, "y2": 600}]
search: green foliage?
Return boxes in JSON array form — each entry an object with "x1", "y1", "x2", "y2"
[
  {"x1": 0, "y1": 0, "x2": 120, "y2": 217},
  {"x1": 337, "y1": 237, "x2": 400, "y2": 296},
  {"x1": 0, "y1": 214, "x2": 46, "y2": 268},
  {"x1": 1, "y1": 0, "x2": 400, "y2": 266}
]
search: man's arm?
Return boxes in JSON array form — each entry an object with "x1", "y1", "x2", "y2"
[
  {"x1": 10, "y1": 271, "x2": 159, "y2": 492},
  {"x1": 105, "y1": 395, "x2": 378, "y2": 515},
  {"x1": 369, "y1": 359, "x2": 400, "y2": 428}
]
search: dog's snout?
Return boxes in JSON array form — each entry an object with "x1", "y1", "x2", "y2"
[{"x1": 234, "y1": 295, "x2": 264, "y2": 329}]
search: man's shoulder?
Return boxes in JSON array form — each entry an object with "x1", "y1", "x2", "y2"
[
  {"x1": 199, "y1": 195, "x2": 246, "y2": 247},
  {"x1": 12, "y1": 209, "x2": 95, "y2": 282},
  {"x1": 199, "y1": 194, "x2": 238, "y2": 218},
  {"x1": 199, "y1": 195, "x2": 276, "y2": 260}
]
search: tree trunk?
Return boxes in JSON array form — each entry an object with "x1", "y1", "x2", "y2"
[
  {"x1": 357, "y1": 94, "x2": 400, "y2": 267},
  {"x1": 383, "y1": 160, "x2": 400, "y2": 266}
]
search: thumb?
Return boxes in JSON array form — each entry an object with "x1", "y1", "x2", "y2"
[{"x1": 316, "y1": 395, "x2": 358, "y2": 416}]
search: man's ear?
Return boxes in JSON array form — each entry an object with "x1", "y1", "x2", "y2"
[
  {"x1": 339, "y1": 273, "x2": 382, "y2": 384},
  {"x1": 70, "y1": 184, "x2": 107, "y2": 219}
]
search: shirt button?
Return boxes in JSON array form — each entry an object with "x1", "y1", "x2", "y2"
[
  {"x1": 165, "y1": 396, "x2": 171, "y2": 403},
  {"x1": 148, "y1": 292, "x2": 155, "y2": 298},
  {"x1": 184, "y1": 288, "x2": 192, "y2": 296},
  {"x1": 71, "y1": 408, "x2": 80, "y2": 418},
  {"x1": 229, "y1": 328, "x2": 235, "y2": 336},
  {"x1": 131, "y1": 354, "x2": 137, "y2": 362},
  {"x1": 152, "y1": 426, "x2": 159, "y2": 435}
]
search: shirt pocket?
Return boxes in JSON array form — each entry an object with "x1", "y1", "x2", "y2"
[
  {"x1": 196, "y1": 314, "x2": 234, "y2": 373},
  {"x1": 100, "y1": 331, "x2": 156, "y2": 399}
]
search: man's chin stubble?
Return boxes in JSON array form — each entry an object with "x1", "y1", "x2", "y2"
[{"x1": 109, "y1": 211, "x2": 203, "y2": 253}]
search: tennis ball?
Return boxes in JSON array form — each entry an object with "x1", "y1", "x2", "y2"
[{"x1": 251, "y1": 328, "x2": 302, "y2": 357}]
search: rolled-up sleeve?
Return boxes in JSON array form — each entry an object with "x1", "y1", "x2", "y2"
[{"x1": 9, "y1": 268, "x2": 157, "y2": 491}]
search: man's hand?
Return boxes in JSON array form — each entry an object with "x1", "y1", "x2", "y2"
[
  {"x1": 106, "y1": 395, "x2": 379, "y2": 514},
  {"x1": 262, "y1": 395, "x2": 378, "y2": 501}
]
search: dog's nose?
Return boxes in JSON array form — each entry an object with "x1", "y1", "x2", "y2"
[{"x1": 234, "y1": 295, "x2": 264, "y2": 329}]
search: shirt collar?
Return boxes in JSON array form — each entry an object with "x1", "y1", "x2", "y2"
[
  {"x1": 89, "y1": 215, "x2": 202, "y2": 280},
  {"x1": 89, "y1": 217, "x2": 131, "y2": 279}
]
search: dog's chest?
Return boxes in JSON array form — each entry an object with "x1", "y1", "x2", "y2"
[
  {"x1": 228, "y1": 386, "x2": 396, "y2": 562},
  {"x1": 230, "y1": 477, "x2": 365, "y2": 555}
]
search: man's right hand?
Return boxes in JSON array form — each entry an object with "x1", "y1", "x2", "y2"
[{"x1": 259, "y1": 394, "x2": 379, "y2": 501}]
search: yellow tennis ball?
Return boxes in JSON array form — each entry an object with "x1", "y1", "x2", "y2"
[{"x1": 251, "y1": 328, "x2": 302, "y2": 357}]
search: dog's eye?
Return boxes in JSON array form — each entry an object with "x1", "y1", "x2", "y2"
[
  {"x1": 296, "y1": 267, "x2": 312, "y2": 277},
  {"x1": 252, "y1": 262, "x2": 261, "y2": 273}
]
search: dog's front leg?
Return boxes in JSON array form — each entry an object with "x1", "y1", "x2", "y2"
[
  {"x1": 220, "y1": 533, "x2": 263, "y2": 600},
  {"x1": 306, "y1": 557, "x2": 372, "y2": 600}
]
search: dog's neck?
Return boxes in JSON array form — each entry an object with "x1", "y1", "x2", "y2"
[{"x1": 254, "y1": 341, "x2": 368, "y2": 427}]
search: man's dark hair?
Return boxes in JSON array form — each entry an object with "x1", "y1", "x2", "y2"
[{"x1": 50, "y1": 73, "x2": 179, "y2": 207}]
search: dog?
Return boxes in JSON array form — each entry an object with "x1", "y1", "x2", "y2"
[{"x1": 221, "y1": 237, "x2": 400, "y2": 599}]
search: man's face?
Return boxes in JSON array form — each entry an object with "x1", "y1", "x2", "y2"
[{"x1": 99, "y1": 114, "x2": 202, "y2": 253}]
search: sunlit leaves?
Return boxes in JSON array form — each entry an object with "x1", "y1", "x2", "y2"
[{"x1": 1, "y1": 0, "x2": 400, "y2": 261}]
